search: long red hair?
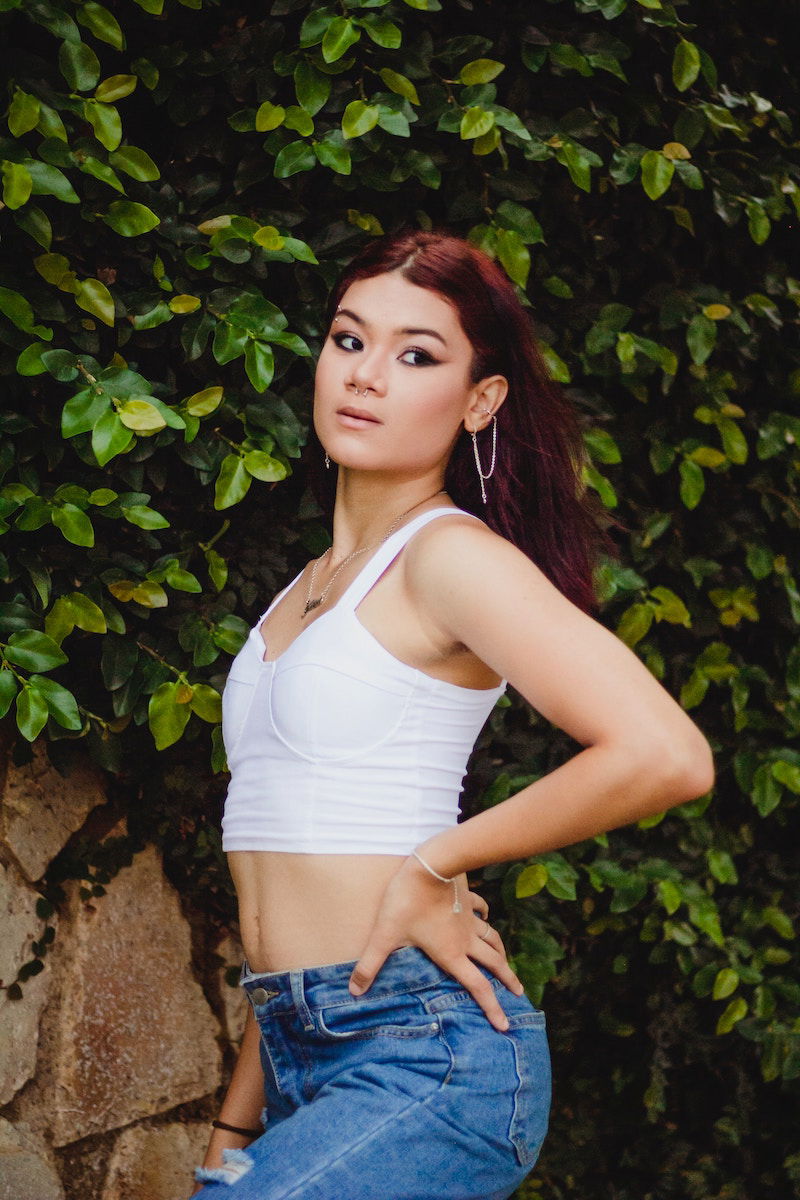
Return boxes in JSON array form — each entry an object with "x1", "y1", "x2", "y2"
[{"x1": 312, "y1": 230, "x2": 610, "y2": 613}]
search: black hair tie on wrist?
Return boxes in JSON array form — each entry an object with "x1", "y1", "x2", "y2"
[{"x1": 212, "y1": 1118, "x2": 262, "y2": 1139}]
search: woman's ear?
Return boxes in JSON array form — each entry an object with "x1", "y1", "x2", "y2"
[{"x1": 464, "y1": 375, "x2": 508, "y2": 432}]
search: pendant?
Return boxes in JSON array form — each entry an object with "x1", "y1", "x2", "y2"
[{"x1": 302, "y1": 597, "x2": 322, "y2": 616}]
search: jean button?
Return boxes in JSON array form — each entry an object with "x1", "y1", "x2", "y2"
[{"x1": 251, "y1": 987, "x2": 270, "y2": 1005}]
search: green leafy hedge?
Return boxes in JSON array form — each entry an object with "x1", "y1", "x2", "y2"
[{"x1": 1, "y1": 1, "x2": 798, "y2": 1195}]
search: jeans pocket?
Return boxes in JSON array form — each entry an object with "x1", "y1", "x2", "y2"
[
  {"x1": 503, "y1": 1013, "x2": 551, "y2": 1167},
  {"x1": 315, "y1": 994, "x2": 442, "y2": 1042}
]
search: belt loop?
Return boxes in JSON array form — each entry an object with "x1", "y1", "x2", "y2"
[{"x1": 290, "y1": 970, "x2": 314, "y2": 1031}]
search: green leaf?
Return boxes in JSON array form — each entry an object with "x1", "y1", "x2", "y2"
[
  {"x1": 4, "y1": 630, "x2": 68, "y2": 673},
  {"x1": 274, "y1": 140, "x2": 316, "y2": 178},
  {"x1": 378, "y1": 67, "x2": 419, "y2": 106},
  {"x1": 673, "y1": 39, "x2": 701, "y2": 91},
  {"x1": 185, "y1": 386, "x2": 223, "y2": 417},
  {"x1": 255, "y1": 101, "x2": 286, "y2": 132},
  {"x1": 762, "y1": 905, "x2": 794, "y2": 939},
  {"x1": 26, "y1": 160, "x2": 79, "y2": 203},
  {"x1": 538, "y1": 342, "x2": 571, "y2": 383},
  {"x1": 0, "y1": 669, "x2": 19, "y2": 719},
  {"x1": 15, "y1": 685, "x2": 49, "y2": 742},
  {"x1": 29, "y1": 675, "x2": 82, "y2": 729},
  {"x1": 148, "y1": 681, "x2": 192, "y2": 750},
  {"x1": 244, "y1": 340, "x2": 275, "y2": 392},
  {"x1": 76, "y1": 3, "x2": 125, "y2": 50},
  {"x1": 361, "y1": 18, "x2": 401, "y2": 49},
  {"x1": 715, "y1": 995, "x2": 747, "y2": 1035},
  {"x1": 746, "y1": 201, "x2": 770, "y2": 245},
  {"x1": 718, "y1": 418, "x2": 748, "y2": 465},
  {"x1": 205, "y1": 548, "x2": 228, "y2": 593},
  {"x1": 214, "y1": 454, "x2": 252, "y2": 510},
  {"x1": 75, "y1": 278, "x2": 115, "y2": 326},
  {"x1": 14, "y1": 206, "x2": 53, "y2": 249},
  {"x1": 322, "y1": 16, "x2": 360, "y2": 63},
  {"x1": 679, "y1": 458, "x2": 705, "y2": 509},
  {"x1": 108, "y1": 145, "x2": 160, "y2": 181},
  {"x1": 616, "y1": 601, "x2": 654, "y2": 647},
  {"x1": 294, "y1": 61, "x2": 331, "y2": 115},
  {"x1": 51, "y1": 503, "x2": 95, "y2": 547},
  {"x1": 2, "y1": 161, "x2": 33, "y2": 209},
  {"x1": 712, "y1": 968, "x2": 739, "y2": 1000},
  {"x1": 59, "y1": 38, "x2": 101, "y2": 91},
  {"x1": 122, "y1": 504, "x2": 170, "y2": 530},
  {"x1": 459, "y1": 58, "x2": 505, "y2": 86},
  {"x1": 118, "y1": 398, "x2": 167, "y2": 433},
  {"x1": 92, "y1": 409, "x2": 134, "y2": 466},
  {"x1": 95, "y1": 74, "x2": 137, "y2": 103},
  {"x1": 82, "y1": 99, "x2": 122, "y2": 150},
  {"x1": 707, "y1": 849, "x2": 738, "y2": 885},
  {"x1": 772, "y1": 760, "x2": 800, "y2": 794},
  {"x1": 284, "y1": 106, "x2": 314, "y2": 136},
  {"x1": 0, "y1": 286, "x2": 52, "y2": 339},
  {"x1": 103, "y1": 200, "x2": 160, "y2": 236},
  {"x1": 62, "y1": 387, "x2": 108, "y2": 436},
  {"x1": 752, "y1": 762, "x2": 782, "y2": 817},
  {"x1": 686, "y1": 313, "x2": 717, "y2": 364},
  {"x1": 460, "y1": 107, "x2": 495, "y2": 140},
  {"x1": 342, "y1": 100, "x2": 380, "y2": 139},
  {"x1": 243, "y1": 450, "x2": 288, "y2": 482},
  {"x1": 165, "y1": 564, "x2": 201, "y2": 592},
  {"x1": 640, "y1": 150, "x2": 674, "y2": 200},
  {"x1": 8, "y1": 89, "x2": 41, "y2": 137},
  {"x1": 314, "y1": 137, "x2": 351, "y2": 175},
  {"x1": 516, "y1": 863, "x2": 548, "y2": 898},
  {"x1": 189, "y1": 682, "x2": 222, "y2": 723},
  {"x1": 495, "y1": 228, "x2": 530, "y2": 288}
]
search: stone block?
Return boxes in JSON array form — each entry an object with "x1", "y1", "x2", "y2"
[
  {"x1": 101, "y1": 1123, "x2": 209, "y2": 1200},
  {"x1": 0, "y1": 1119, "x2": 64, "y2": 1200},
  {"x1": 216, "y1": 933, "x2": 247, "y2": 1047},
  {"x1": 0, "y1": 863, "x2": 52, "y2": 1104},
  {"x1": 1, "y1": 742, "x2": 105, "y2": 882},
  {"x1": 16, "y1": 845, "x2": 222, "y2": 1146}
]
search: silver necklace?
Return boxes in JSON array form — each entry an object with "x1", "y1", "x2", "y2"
[{"x1": 301, "y1": 489, "x2": 446, "y2": 617}]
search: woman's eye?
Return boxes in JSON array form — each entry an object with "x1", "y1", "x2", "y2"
[
  {"x1": 400, "y1": 347, "x2": 436, "y2": 367},
  {"x1": 332, "y1": 332, "x2": 362, "y2": 352}
]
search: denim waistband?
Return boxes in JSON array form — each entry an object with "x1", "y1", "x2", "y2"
[{"x1": 240, "y1": 946, "x2": 459, "y2": 1015}]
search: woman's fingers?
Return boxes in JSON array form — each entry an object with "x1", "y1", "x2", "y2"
[
  {"x1": 466, "y1": 888, "x2": 489, "y2": 920},
  {"x1": 445, "y1": 959, "x2": 510, "y2": 1031},
  {"x1": 471, "y1": 936, "x2": 525, "y2": 996},
  {"x1": 349, "y1": 935, "x2": 395, "y2": 996}
]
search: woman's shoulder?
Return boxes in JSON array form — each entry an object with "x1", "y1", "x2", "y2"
[{"x1": 404, "y1": 507, "x2": 547, "y2": 601}]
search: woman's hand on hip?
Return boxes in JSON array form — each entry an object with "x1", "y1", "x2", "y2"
[{"x1": 348, "y1": 854, "x2": 524, "y2": 1031}]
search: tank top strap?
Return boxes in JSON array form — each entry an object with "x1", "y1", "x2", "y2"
[{"x1": 338, "y1": 506, "x2": 480, "y2": 612}]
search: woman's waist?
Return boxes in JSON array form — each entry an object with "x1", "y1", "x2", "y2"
[{"x1": 229, "y1": 850, "x2": 407, "y2": 972}]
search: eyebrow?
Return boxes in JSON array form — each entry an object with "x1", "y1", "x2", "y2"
[{"x1": 335, "y1": 307, "x2": 448, "y2": 348}]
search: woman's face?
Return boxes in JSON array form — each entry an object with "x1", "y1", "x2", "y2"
[{"x1": 314, "y1": 271, "x2": 498, "y2": 479}]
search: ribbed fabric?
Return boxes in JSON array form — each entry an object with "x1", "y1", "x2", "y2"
[{"x1": 221, "y1": 508, "x2": 506, "y2": 854}]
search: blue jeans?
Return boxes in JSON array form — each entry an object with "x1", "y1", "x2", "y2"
[{"x1": 194, "y1": 946, "x2": 551, "y2": 1200}]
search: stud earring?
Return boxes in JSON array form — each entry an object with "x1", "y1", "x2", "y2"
[{"x1": 470, "y1": 411, "x2": 497, "y2": 504}]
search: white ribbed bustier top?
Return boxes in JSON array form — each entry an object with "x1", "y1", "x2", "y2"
[{"x1": 221, "y1": 507, "x2": 506, "y2": 854}]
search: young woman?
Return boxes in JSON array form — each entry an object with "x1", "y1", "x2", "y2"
[{"x1": 192, "y1": 231, "x2": 714, "y2": 1199}]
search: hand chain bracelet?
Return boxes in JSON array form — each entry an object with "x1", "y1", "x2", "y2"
[{"x1": 411, "y1": 849, "x2": 462, "y2": 913}]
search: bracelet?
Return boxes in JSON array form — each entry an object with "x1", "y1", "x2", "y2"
[
  {"x1": 212, "y1": 1118, "x2": 262, "y2": 1139},
  {"x1": 411, "y1": 850, "x2": 462, "y2": 913}
]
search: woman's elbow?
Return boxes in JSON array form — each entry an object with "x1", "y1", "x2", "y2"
[{"x1": 657, "y1": 726, "x2": 715, "y2": 806}]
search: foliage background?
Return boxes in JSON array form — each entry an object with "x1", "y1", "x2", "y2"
[{"x1": 1, "y1": 0, "x2": 798, "y2": 1196}]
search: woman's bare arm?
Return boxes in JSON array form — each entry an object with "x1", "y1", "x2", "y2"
[{"x1": 348, "y1": 520, "x2": 714, "y2": 1026}]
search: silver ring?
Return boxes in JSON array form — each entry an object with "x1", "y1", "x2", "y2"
[{"x1": 478, "y1": 922, "x2": 492, "y2": 942}]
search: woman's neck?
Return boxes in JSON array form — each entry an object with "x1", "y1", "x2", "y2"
[{"x1": 329, "y1": 471, "x2": 449, "y2": 560}]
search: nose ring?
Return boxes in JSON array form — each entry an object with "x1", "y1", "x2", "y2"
[{"x1": 354, "y1": 386, "x2": 369, "y2": 397}]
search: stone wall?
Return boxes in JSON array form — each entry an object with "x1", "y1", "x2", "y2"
[{"x1": 0, "y1": 742, "x2": 244, "y2": 1200}]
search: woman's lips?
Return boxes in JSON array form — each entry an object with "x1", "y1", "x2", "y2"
[{"x1": 336, "y1": 406, "x2": 381, "y2": 427}]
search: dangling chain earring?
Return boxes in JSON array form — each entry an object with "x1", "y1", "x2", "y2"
[
  {"x1": 471, "y1": 410, "x2": 497, "y2": 504},
  {"x1": 324, "y1": 451, "x2": 331, "y2": 469}
]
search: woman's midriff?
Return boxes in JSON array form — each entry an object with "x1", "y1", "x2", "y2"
[{"x1": 227, "y1": 850, "x2": 409, "y2": 972}]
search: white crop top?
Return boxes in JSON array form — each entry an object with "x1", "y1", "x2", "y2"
[{"x1": 221, "y1": 507, "x2": 506, "y2": 854}]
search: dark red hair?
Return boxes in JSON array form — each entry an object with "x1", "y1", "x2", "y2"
[{"x1": 312, "y1": 230, "x2": 610, "y2": 613}]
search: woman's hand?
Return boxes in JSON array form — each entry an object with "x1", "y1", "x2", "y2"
[{"x1": 348, "y1": 854, "x2": 524, "y2": 1031}]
